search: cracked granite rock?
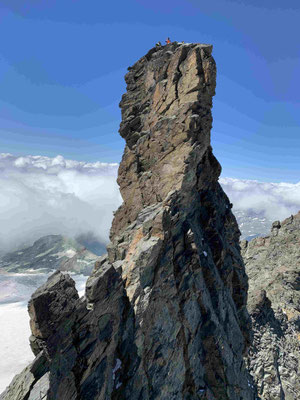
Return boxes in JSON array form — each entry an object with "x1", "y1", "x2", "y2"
[
  {"x1": 242, "y1": 212, "x2": 300, "y2": 400},
  {"x1": 1, "y1": 42, "x2": 255, "y2": 400}
]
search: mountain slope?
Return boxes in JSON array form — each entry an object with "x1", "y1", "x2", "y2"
[
  {"x1": 0, "y1": 235, "x2": 98, "y2": 275},
  {"x1": 242, "y1": 212, "x2": 300, "y2": 399}
]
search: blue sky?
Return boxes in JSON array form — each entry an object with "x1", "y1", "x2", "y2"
[{"x1": 0, "y1": 0, "x2": 299, "y2": 182}]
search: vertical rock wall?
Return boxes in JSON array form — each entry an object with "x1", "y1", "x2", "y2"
[{"x1": 1, "y1": 43, "x2": 255, "y2": 400}]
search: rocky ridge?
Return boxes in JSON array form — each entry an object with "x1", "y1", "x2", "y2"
[
  {"x1": 1, "y1": 42, "x2": 255, "y2": 400},
  {"x1": 0, "y1": 235, "x2": 99, "y2": 275},
  {"x1": 242, "y1": 212, "x2": 300, "y2": 400}
]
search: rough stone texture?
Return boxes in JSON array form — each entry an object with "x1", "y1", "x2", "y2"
[
  {"x1": 1, "y1": 42, "x2": 255, "y2": 400},
  {"x1": 242, "y1": 212, "x2": 300, "y2": 400},
  {"x1": 111, "y1": 42, "x2": 216, "y2": 238},
  {"x1": 28, "y1": 271, "x2": 80, "y2": 356}
]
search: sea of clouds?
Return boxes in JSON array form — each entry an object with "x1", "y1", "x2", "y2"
[
  {"x1": 1, "y1": 152, "x2": 300, "y2": 255},
  {"x1": 0, "y1": 153, "x2": 121, "y2": 254},
  {"x1": 220, "y1": 177, "x2": 300, "y2": 221},
  {"x1": 1, "y1": 153, "x2": 300, "y2": 254}
]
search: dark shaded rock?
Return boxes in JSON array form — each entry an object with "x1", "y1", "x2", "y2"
[
  {"x1": 247, "y1": 289, "x2": 271, "y2": 320},
  {"x1": 28, "y1": 271, "x2": 79, "y2": 356}
]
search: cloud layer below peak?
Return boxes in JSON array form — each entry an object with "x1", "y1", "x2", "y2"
[
  {"x1": 0, "y1": 153, "x2": 299, "y2": 253},
  {"x1": 220, "y1": 177, "x2": 300, "y2": 221},
  {"x1": 0, "y1": 153, "x2": 121, "y2": 253}
]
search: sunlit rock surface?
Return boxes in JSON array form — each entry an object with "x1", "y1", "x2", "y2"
[{"x1": 1, "y1": 42, "x2": 255, "y2": 400}]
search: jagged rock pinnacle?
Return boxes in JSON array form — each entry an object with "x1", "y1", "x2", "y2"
[
  {"x1": 1, "y1": 43, "x2": 256, "y2": 400},
  {"x1": 111, "y1": 42, "x2": 216, "y2": 238}
]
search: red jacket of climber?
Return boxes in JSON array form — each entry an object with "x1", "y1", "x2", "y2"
[{"x1": 166, "y1": 37, "x2": 171, "y2": 44}]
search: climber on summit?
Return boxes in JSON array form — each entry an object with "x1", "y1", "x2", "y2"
[
  {"x1": 156, "y1": 41, "x2": 162, "y2": 47},
  {"x1": 166, "y1": 37, "x2": 171, "y2": 44}
]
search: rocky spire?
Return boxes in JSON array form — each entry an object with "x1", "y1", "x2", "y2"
[
  {"x1": 111, "y1": 42, "x2": 216, "y2": 238},
  {"x1": 1, "y1": 43, "x2": 255, "y2": 400}
]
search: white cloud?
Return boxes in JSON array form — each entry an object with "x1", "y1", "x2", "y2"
[
  {"x1": 1, "y1": 153, "x2": 299, "y2": 253},
  {"x1": 0, "y1": 153, "x2": 121, "y2": 253},
  {"x1": 220, "y1": 177, "x2": 300, "y2": 221}
]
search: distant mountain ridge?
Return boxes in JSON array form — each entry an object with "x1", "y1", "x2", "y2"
[{"x1": 0, "y1": 235, "x2": 99, "y2": 275}]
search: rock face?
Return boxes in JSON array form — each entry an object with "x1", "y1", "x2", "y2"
[
  {"x1": 1, "y1": 42, "x2": 255, "y2": 400},
  {"x1": 0, "y1": 235, "x2": 99, "y2": 275},
  {"x1": 242, "y1": 212, "x2": 300, "y2": 399}
]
